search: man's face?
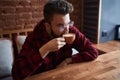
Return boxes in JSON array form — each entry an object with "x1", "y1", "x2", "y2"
[{"x1": 50, "y1": 13, "x2": 71, "y2": 38}]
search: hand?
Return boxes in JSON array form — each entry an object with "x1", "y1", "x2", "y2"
[
  {"x1": 46, "y1": 37, "x2": 66, "y2": 52},
  {"x1": 57, "y1": 60, "x2": 67, "y2": 68},
  {"x1": 65, "y1": 58, "x2": 72, "y2": 64},
  {"x1": 57, "y1": 58, "x2": 72, "y2": 68},
  {"x1": 39, "y1": 37, "x2": 66, "y2": 58}
]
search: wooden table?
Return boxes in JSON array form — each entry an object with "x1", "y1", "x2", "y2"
[
  {"x1": 25, "y1": 50, "x2": 120, "y2": 80},
  {"x1": 94, "y1": 40, "x2": 120, "y2": 54}
]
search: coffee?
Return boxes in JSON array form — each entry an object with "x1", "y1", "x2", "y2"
[{"x1": 63, "y1": 33, "x2": 75, "y2": 44}]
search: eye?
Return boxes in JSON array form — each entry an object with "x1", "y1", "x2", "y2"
[
  {"x1": 56, "y1": 23, "x2": 66, "y2": 28},
  {"x1": 57, "y1": 24, "x2": 64, "y2": 28}
]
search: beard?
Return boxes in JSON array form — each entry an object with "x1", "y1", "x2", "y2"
[
  {"x1": 50, "y1": 26, "x2": 58, "y2": 38},
  {"x1": 50, "y1": 26, "x2": 63, "y2": 38}
]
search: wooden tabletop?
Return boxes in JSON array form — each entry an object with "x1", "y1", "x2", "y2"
[
  {"x1": 94, "y1": 40, "x2": 120, "y2": 54},
  {"x1": 25, "y1": 50, "x2": 120, "y2": 80}
]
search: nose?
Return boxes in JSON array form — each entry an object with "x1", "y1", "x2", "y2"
[{"x1": 64, "y1": 25, "x2": 69, "y2": 33}]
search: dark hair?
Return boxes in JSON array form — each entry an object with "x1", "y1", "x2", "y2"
[{"x1": 43, "y1": 0, "x2": 74, "y2": 23}]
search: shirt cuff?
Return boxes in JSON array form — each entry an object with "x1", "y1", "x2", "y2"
[{"x1": 72, "y1": 53, "x2": 82, "y2": 63}]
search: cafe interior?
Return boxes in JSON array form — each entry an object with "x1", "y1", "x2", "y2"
[{"x1": 0, "y1": 0, "x2": 120, "y2": 80}]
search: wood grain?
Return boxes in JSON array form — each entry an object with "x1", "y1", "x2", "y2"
[
  {"x1": 25, "y1": 50, "x2": 120, "y2": 80},
  {"x1": 94, "y1": 40, "x2": 120, "y2": 54}
]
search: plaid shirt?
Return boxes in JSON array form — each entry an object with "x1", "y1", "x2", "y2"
[{"x1": 12, "y1": 20, "x2": 98, "y2": 80}]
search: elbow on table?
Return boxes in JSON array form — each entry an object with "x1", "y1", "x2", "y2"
[{"x1": 90, "y1": 51, "x2": 99, "y2": 61}]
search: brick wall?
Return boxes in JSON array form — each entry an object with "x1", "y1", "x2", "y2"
[
  {"x1": 0, "y1": 0, "x2": 48, "y2": 31},
  {"x1": 0, "y1": 0, "x2": 82, "y2": 32}
]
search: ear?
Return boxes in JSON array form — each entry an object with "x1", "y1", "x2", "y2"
[
  {"x1": 45, "y1": 22, "x2": 50, "y2": 28},
  {"x1": 45, "y1": 22, "x2": 51, "y2": 32}
]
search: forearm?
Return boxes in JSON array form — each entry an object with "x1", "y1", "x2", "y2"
[
  {"x1": 39, "y1": 45, "x2": 49, "y2": 59},
  {"x1": 12, "y1": 49, "x2": 44, "y2": 80},
  {"x1": 72, "y1": 49, "x2": 98, "y2": 63},
  {"x1": 71, "y1": 31, "x2": 98, "y2": 63}
]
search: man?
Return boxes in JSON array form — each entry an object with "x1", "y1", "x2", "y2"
[{"x1": 12, "y1": 0, "x2": 98, "y2": 80}]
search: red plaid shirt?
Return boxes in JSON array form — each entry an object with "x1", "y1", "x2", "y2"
[{"x1": 12, "y1": 20, "x2": 98, "y2": 80}]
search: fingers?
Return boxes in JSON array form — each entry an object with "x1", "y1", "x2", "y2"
[
  {"x1": 51, "y1": 37, "x2": 66, "y2": 51},
  {"x1": 57, "y1": 37, "x2": 65, "y2": 42},
  {"x1": 45, "y1": 37, "x2": 66, "y2": 52},
  {"x1": 57, "y1": 37, "x2": 66, "y2": 45},
  {"x1": 57, "y1": 42, "x2": 66, "y2": 48},
  {"x1": 57, "y1": 37, "x2": 66, "y2": 49}
]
